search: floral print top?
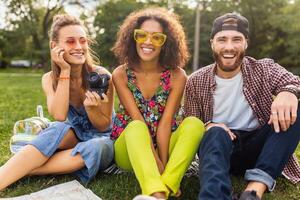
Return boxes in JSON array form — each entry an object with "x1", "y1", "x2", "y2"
[{"x1": 111, "y1": 67, "x2": 183, "y2": 145}]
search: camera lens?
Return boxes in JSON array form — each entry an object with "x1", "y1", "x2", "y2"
[{"x1": 89, "y1": 73, "x2": 98, "y2": 82}]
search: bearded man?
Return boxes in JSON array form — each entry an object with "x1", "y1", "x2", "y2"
[{"x1": 184, "y1": 12, "x2": 300, "y2": 200}]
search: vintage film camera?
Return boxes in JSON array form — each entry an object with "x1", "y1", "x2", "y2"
[{"x1": 87, "y1": 72, "x2": 110, "y2": 99}]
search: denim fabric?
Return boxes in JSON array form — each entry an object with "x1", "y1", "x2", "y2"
[
  {"x1": 198, "y1": 127, "x2": 233, "y2": 200},
  {"x1": 245, "y1": 168, "x2": 276, "y2": 191},
  {"x1": 30, "y1": 122, "x2": 72, "y2": 157},
  {"x1": 29, "y1": 105, "x2": 114, "y2": 183},
  {"x1": 198, "y1": 107, "x2": 300, "y2": 199},
  {"x1": 71, "y1": 137, "x2": 114, "y2": 183}
]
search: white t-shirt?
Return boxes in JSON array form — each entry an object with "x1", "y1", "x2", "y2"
[{"x1": 212, "y1": 72, "x2": 259, "y2": 131}]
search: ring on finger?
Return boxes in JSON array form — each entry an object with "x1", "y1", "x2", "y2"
[{"x1": 272, "y1": 111, "x2": 277, "y2": 115}]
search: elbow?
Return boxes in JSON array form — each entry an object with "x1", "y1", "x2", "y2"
[
  {"x1": 52, "y1": 113, "x2": 67, "y2": 121},
  {"x1": 48, "y1": 107, "x2": 67, "y2": 121}
]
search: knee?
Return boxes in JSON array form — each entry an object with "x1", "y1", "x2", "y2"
[
  {"x1": 286, "y1": 105, "x2": 300, "y2": 134},
  {"x1": 126, "y1": 120, "x2": 147, "y2": 129},
  {"x1": 182, "y1": 117, "x2": 205, "y2": 130},
  {"x1": 200, "y1": 127, "x2": 232, "y2": 149},
  {"x1": 83, "y1": 138, "x2": 114, "y2": 169},
  {"x1": 88, "y1": 138, "x2": 113, "y2": 153},
  {"x1": 291, "y1": 103, "x2": 300, "y2": 123},
  {"x1": 87, "y1": 138, "x2": 113, "y2": 159},
  {"x1": 205, "y1": 126, "x2": 231, "y2": 140},
  {"x1": 198, "y1": 127, "x2": 233, "y2": 157},
  {"x1": 124, "y1": 120, "x2": 149, "y2": 140},
  {"x1": 180, "y1": 116, "x2": 205, "y2": 140}
]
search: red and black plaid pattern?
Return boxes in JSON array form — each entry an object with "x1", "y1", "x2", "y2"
[{"x1": 184, "y1": 56, "x2": 300, "y2": 184}]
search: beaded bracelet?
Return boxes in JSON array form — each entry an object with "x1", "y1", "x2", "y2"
[{"x1": 57, "y1": 76, "x2": 70, "y2": 80}]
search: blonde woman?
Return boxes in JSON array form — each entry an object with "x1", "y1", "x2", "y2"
[{"x1": 0, "y1": 14, "x2": 114, "y2": 190}]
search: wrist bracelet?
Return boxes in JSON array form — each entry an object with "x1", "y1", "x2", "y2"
[
  {"x1": 278, "y1": 86, "x2": 300, "y2": 99},
  {"x1": 57, "y1": 76, "x2": 70, "y2": 80}
]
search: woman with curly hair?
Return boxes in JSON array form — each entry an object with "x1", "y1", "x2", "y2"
[
  {"x1": 0, "y1": 14, "x2": 114, "y2": 190},
  {"x1": 111, "y1": 7, "x2": 205, "y2": 200}
]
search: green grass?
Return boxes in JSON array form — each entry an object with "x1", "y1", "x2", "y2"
[
  {"x1": 0, "y1": 67, "x2": 45, "y2": 74},
  {"x1": 0, "y1": 72, "x2": 300, "y2": 199}
]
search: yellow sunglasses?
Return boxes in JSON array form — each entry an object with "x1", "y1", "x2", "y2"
[{"x1": 134, "y1": 29, "x2": 167, "y2": 47}]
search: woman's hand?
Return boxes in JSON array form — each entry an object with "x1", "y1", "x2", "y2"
[
  {"x1": 83, "y1": 91, "x2": 108, "y2": 110},
  {"x1": 50, "y1": 46, "x2": 71, "y2": 71}
]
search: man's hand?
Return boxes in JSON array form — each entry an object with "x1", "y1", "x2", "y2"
[
  {"x1": 206, "y1": 122, "x2": 236, "y2": 140},
  {"x1": 268, "y1": 91, "x2": 298, "y2": 133}
]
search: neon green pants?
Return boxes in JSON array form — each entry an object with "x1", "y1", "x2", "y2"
[{"x1": 114, "y1": 116, "x2": 205, "y2": 198}]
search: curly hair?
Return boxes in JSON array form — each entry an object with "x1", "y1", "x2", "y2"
[
  {"x1": 112, "y1": 7, "x2": 190, "y2": 69},
  {"x1": 48, "y1": 14, "x2": 99, "y2": 90}
]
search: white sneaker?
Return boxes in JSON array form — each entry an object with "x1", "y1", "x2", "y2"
[{"x1": 132, "y1": 195, "x2": 158, "y2": 200}]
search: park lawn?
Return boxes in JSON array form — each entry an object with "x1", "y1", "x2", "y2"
[{"x1": 0, "y1": 72, "x2": 300, "y2": 200}]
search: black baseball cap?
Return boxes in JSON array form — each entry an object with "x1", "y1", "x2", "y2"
[{"x1": 211, "y1": 12, "x2": 249, "y2": 39}]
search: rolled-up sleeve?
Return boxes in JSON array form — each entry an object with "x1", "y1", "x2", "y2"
[{"x1": 267, "y1": 61, "x2": 300, "y2": 95}]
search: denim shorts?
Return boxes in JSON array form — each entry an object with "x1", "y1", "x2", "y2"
[{"x1": 29, "y1": 121, "x2": 114, "y2": 183}]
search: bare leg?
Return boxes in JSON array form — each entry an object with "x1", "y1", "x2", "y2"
[
  {"x1": 30, "y1": 149, "x2": 84, "y2": 175},
  {"x1": 174, "y1": 188, "x2": 182, "y2": 197},
  {"x1": 244, "y1": 181, "x2": 267, "y2": 199},
  {"x1": 30, "y1": 130, "x2": 83, "y2": 175},
  {"x1": 58, "y1": 129, "x2": 79, "y2": 149},
  {"x1": 0, "y1": 145, "x2": 48, "y2": 190},
  {"x1": 0, "y1": 129, "x2": 78, "y2": 190},
  {"x1": 152, "y1": 192, "x2": 166, "y2": 199}
]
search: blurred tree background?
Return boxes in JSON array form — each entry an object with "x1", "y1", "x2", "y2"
[{"x1": 0, "y1": 0, "x2": 299, "y2": 73}]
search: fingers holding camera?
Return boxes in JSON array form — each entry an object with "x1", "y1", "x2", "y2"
[
  {"x1": 93, "y1": 91, "x2": 109, "y2": 103},
  {"x1": 84, "y1": 91, "x2": 99, "y2": 107},
  {"x1": 84, "y1": 91, "x2": 108, "y2": 109},
  {"x1": 99, "y1": 93, "x2": 109, "y2": 102},
  {"x1": 51, "y1": 46, "x2": 70, "y2": 70}
]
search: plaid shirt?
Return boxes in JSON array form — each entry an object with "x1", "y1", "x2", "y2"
[{"x1": 184, "y1": 56, "x2": 300, "y2": 184}]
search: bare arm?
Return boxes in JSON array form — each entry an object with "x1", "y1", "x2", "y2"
[
  {"x1": 84, "y1": 67, "x2": 115, "y2": 132},
  {"x1": 43, "y1": 70, "x2": 70, "y2": 121},
  {"x1": 156, "y1": 68, "x2": 187, "y2": 166},
  {"x1": 44, "y1": 46, "x2": 72, "y2": 121},
  {"x1": 112, "y1": 66, "x2": 144, "y2": 122}
]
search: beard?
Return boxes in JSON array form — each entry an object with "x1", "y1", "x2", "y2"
[{"x1": 213, "y1": 49, "x2": 245, "y2": 72}]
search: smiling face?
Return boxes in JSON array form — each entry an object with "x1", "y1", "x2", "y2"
[
  {"x1": 53, "y1": 25, "x2": 88, "y2": 66},
  {"x1": 211, "y1": 30, "x2": 248, "y2": 78},
  {"x1": 135, "y1": 19, "x2": 164, "y2": 64}
]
